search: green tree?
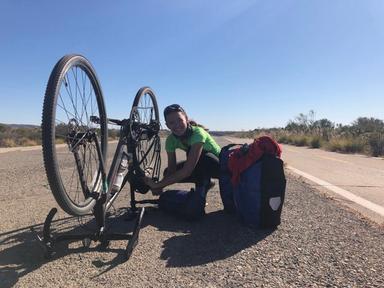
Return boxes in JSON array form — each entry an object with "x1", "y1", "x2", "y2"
[
  {"x1": 312, "y1": 118, "x2": 334, "y2": 140},
  {"x1": 351, "y1": 117, "x2": 384, "y2": 134}
]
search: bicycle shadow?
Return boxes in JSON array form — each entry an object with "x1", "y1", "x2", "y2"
[
  {"x1": 141, "y1": 208, "x2": 276, "y2": 267},
  {"x1": 0, "y1": 206, "x2": 276, "y2": 286},
  {"x1": 0, "y1": 228, "x2": 43, "y2": 288},
  {"x1": 0, "y1": 213, "x2": 134, "y2": 288}
]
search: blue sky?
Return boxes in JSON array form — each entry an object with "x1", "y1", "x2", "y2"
[{"x1": 1, "y1": 0, "x2": 384, "y2": 130}]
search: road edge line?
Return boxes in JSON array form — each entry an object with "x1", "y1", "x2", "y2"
[{"x1": 287, "y1": 165, "x2": 384, "y2": 217}]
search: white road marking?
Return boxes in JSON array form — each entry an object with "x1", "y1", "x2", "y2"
[{"x1": 287, "y1": 165, "x2": 384, "y2": 217}]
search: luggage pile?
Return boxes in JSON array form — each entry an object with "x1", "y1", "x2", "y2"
[{"x1": 219, "y1": 136, "x2": 286, "y2": 229}]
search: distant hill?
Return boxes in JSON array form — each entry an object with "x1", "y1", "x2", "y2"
[
  {"x1": 0, "y1": 123, "x2": 40, "y2": 129},
  {"x1": 210, "y1": 131, "x2": 238, "y2": 136}
]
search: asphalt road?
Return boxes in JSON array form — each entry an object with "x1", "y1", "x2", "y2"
[{"x1": 0, "y1": 137, "x2": 383, "y2": 287}]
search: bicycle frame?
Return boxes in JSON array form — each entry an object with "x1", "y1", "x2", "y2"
[
  {"x1": 89, "y1": 116, "x2": 160, "y2": 214},
  {"x1": 104, "y1": 119, "x2": 133, "y2": 211},
  {"x1": 32, "y1": 116, "x2": 160, "y2": 260}
]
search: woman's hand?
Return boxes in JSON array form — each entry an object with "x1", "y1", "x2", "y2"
[{"x1": 142, "y1": 176, "x2": 163, "y2": 196}]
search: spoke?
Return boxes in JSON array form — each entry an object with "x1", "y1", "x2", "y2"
[
  {"x1": 82, "y1": 145, "x2": 90, "y2": 193},
  {"x1": 147, "y1": 142, "x2": 157, "y2": 166},
  {"x1": 89, "y1": 144, "x2": 100, "y2": 191},
  {"x1": 80, "y1": 69, "x2": 87, "y2": 125},
  {"x1": 86, "y1": 143, "x2": 96, "y2": 189},
  {"x1": 68, "y1": 68, "x2": 87, "y2": 128},
  {"x1": 56, "y1": 100, "x2": 78, "y2": 122},
  {"x1": 74, "y1": 68, "x2": 82, "y2": 125},
  {"x1": 68, "y1": 158, "x2": 78, "y2": 202},
  {"x1": 88, "y1": 145, "x2": 95, "y2": 190},
  {"x1": 70, "y1": 133, "x2": 88, "y2": 152},
  {"x1": 64, "y1": 73, "x2": 80, "y2": 122},
  {"x1": 58, "y1": 92, "x2": 72, "y2": 122},
  {"x1": 146, "y1": 93, "x2": 150, "y2": 123},
  {"x1": 84, "y1": 145, "x2": 91, "y2": 187},
  {"x1": 137, "y1": 137, "x2": 157, "y2": 167},
  {"x1": 75, "y1": 67, "x2": 89, "y2": 127},
  {"x1": 73, "y1": 67, "x2": 83, "y2": 125},
  {"x1": 63, "y1": 74, "x2": 88, "y2": 128},
  {"x1": 55, "y1": 118, "x2": 70, "y2": 125},
  {"x1": 54, "y1": 133, "x2": 75, "y2": 140},
  {"x1": 83, "y1": 72, "x2": 96, "y2": 125},
  {"x1": 90, "y1": 81, "x2": 97, "y2": 120},
  {"x1": 52, "y1": 130, "x2": 82, "y2": 143},
  {"x1": 75, "y1": 167, "x2": 81, "y2": 203},
  {"x1": 145, "y1": 141, "x2": 156, "y2": 167}
]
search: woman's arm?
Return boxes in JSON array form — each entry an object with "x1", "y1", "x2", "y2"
[
  {"x1": 166, "y1": 151, "x2": 177, "y2": 175},
  {"x1": 148, "y1": 142, "x2": 204, "y2": 190}
]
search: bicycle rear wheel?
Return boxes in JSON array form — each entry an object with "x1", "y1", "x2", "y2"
[
  {"x1": 129, "y1": 87, "x2": 161, "y2": 190},
  {"x1": 42, "y1": 54, "x2": 108, "y2": 216}
]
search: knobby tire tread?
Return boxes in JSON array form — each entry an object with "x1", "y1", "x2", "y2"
[{"x1": 42, "y1": 54, "x2": 107, "y2": 216}]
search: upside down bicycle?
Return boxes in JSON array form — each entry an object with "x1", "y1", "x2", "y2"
[{"x1": 32, "y1": 54, "x2": 161, "y2": 260}]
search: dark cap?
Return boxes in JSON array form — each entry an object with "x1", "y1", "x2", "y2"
[{"x1": 163, "y1": 104, "x2": 185, "y2": 119}]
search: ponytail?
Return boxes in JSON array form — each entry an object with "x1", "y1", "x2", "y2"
[{"x1": 189, "y1": 120, "x2": 209, "y2": 131}]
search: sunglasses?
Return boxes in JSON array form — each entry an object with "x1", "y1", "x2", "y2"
[{"x1": 163, "y1": 104, "x2": 185, "y2": 118}]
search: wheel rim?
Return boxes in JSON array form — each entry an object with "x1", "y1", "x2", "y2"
[
  {"x1": 130, "y1": 89, "x2": 161, "y2": 181},
  {"x1": 53, "y1": 63, "x2": 104, "y2": 207}
]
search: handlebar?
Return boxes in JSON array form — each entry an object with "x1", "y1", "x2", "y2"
[{"x1": 90, "y1": 115, "x2": 160, "y2": 138}]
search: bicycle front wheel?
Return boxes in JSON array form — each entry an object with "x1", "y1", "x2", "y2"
[{"x1": 42, "y1": 55, "x2": 108, "y2": 216}]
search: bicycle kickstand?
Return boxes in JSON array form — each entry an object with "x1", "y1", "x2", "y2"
[{"x1": 30, "y1": 208, "x2": 57, "y2": 259}]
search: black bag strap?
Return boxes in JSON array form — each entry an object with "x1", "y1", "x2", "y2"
[
  {"x1": 220, "y1": 143, "x2": 240, "y2": 156},
  {"x1": 219, "y1": 143, "x2": 242, "y2": 172}
]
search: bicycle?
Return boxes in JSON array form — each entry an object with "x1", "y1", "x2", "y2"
[{"x1": 32, "y1": 54, "x2": 161, "y2": 260}]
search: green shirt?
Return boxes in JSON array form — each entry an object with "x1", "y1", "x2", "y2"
[{"x1": 165, "y1": 126, "x2": 221, "y2": 157}]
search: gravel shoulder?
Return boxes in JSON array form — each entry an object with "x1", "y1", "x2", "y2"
[{"x1": 0, "y1": 139, "x2": 383, "y2": 287}]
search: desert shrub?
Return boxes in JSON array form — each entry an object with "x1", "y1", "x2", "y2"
[
  {"x1": 277, "y1": 134, "x2": 289, "y2": 144},
  {"x1": 367, "y1": 133, "x2": 384, "y2": 156},
  {"x1": 19, "y1": 138, "x2": 39, "y2": 146},
  {"x1": 283, "y1": 135, "x2": 295, "y2": 145},
  {"x1": 344, "y1": 141, "x2": 364, "y2": 153},
  {"x1": 0, "y1": 138, "x2": 16, "y2": 147},
  {"x1": 292, "y1": 135, "x2": 309, "y2": 146},
  {"x1": 351, "y1": 117, "x2": 384, "y2": 135},
  {"x1": 326, "y1": 137, "x2": 364, "y2": 153},
  {"x1": 310, "y1": 136, "x2": 321, "y2": 148},
  {"x1": 0, "y1": 124, "x2": 7, "y2": 133}
]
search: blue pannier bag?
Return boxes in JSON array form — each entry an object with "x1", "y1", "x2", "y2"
[
  {"x1": 219, "y1": 142, "x2": 286, "y2": 228},
  {"x1": 159, "y1": 187, "x2": 206, "y2": 220},
  {"x1": 234, "y1": 154, "x2": 286, "y2": 228}
]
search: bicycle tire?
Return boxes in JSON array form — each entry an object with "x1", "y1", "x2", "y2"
[
  {"x1": 42, "y1": 54, "x2": 108, "y2": 216},
  {"x1": 130, "y1": 87, "x2": 161, "y2": 182}
]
